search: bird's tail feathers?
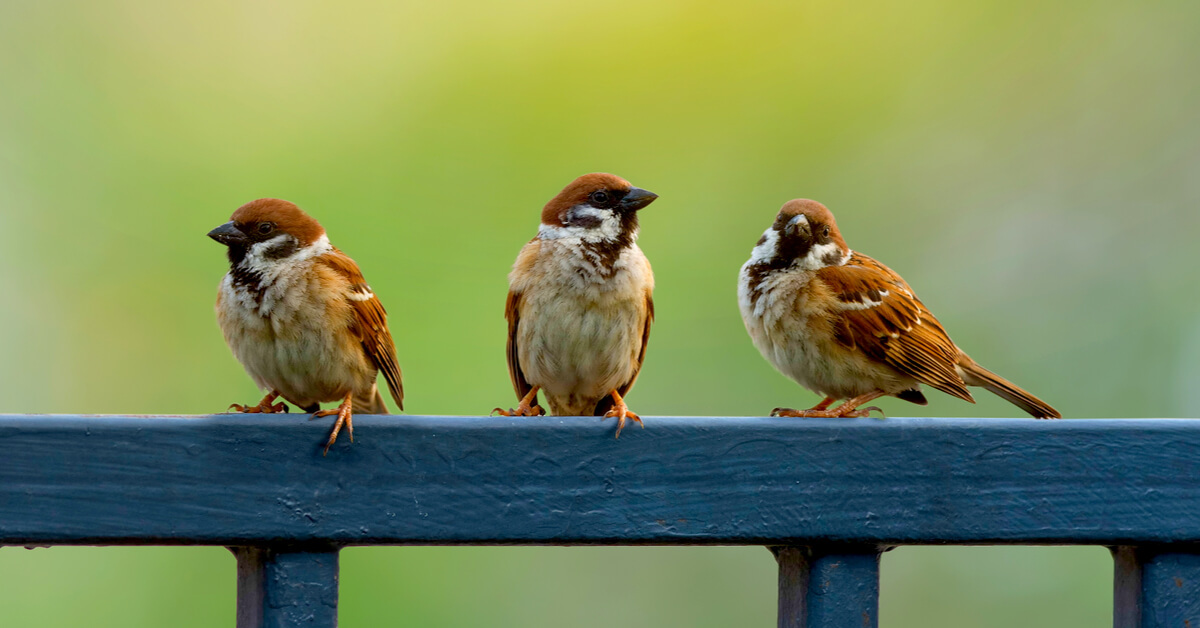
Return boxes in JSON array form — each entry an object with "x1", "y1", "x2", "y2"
[{"x1": 958, "y1": 358, "x2": 1061, "y2": 419}]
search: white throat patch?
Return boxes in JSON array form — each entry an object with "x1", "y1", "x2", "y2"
[{"x1": 747, "y1": 228, "x2": 779, "y2": 265}]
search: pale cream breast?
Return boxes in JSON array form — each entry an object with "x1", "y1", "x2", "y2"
[
  {"x1": 216, "y1": 258, "x2": 377, "y2": 408},
  {"x1": 738, "y1": 263, "x2": 913, "y2": 400},
  {"x1": 512, "y1": 240, "x2": 652, "y2": 415}
]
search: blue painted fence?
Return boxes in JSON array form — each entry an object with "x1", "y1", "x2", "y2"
[{"x1": 2, "y1": 415, "x2": 1197, "y2": 627}]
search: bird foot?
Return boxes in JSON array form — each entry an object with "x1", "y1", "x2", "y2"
[
  {"x1": 312, "y1": 395, "x2": 353, "y2": 455},
  {"x1": 229, "y1": 395, "x2": 288, "y2": 414},
  {"x1": 604, "y1": 402, "x2": 643, "y2": 439},
  {"x1": 492, "y1": 403, "x2": 545, "y2": 417},
  {"x1": 771, "y1": 406, "x2": 883, "y2": 418}
]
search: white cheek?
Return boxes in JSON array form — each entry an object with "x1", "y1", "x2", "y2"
[
  {"x1": 794, "y1": 241, "x2": 848, "y2": 271},
  {"x1": 242, "y1": 234, "x2": 292, "y2": 272},
  {"x1": 538, "y1": 206, "x2": 622, "y2": 243}
]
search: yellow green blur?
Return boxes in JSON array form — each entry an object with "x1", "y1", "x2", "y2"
[{"x1": 1, "y1": 0, "x2": 1195, "y2": 625}]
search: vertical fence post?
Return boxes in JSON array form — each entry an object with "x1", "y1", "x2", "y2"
[
  {"x1": 1113, "y1": 546, "x2": 1200, "y2": 628},
  {"x1": 772, "y1": 545, "x2": 882, "y2": 628},
  {"x1": 231, "y1": 545, "x2": 341, "y2": 628}
]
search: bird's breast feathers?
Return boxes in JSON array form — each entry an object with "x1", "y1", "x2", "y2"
[{"x1": 215, "y1": 246, "x2": 374, "y2": 405}]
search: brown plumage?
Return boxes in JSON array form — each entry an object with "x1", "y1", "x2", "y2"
[
  {"x1": 495, "y1": 173, "x2": 658, "y2": 437},
  {"x1": 738, "y1": 198, "x2": 1060, "y2": 419},
  {"x1": 210, "y1": 198, "x2": 404, "y2": 453}
]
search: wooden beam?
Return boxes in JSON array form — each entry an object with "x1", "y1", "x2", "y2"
[{"x1": 2, "y1": 415, "x2": 1199, "y2": 546}]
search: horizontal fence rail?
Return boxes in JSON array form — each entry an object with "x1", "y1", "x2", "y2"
[{"x1": 1, "y1": 415, "x2": 1198, "y2": 627}]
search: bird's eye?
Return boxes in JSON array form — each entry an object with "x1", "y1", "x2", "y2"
[
  {"x1": 589, "y1": 190, "x2": 610, "y2": 206},
  {"x1": 823, "y1": 226, "x2": 831, "y2": 237},
  {"x1": 258, "y1": 222, "x2": 274, "y2": 235}
]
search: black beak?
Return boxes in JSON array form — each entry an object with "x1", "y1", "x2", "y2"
[
  {"x1": 620, "y1": 187, "x2": 658, "y2": 211},
  {"x1": 207, "y1": 221, "x2": 247, "y2": 247}
]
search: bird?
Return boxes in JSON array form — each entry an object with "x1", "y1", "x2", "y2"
[
  {"x1": 208, "y1": 198, "x2": 404, "y2": 454},
  {"x1": 737, "y1": 199, "x2": 1060, "y2": 419},
  {"x1": 494, "y1": 173, "x2": 658, "y2": 437}
]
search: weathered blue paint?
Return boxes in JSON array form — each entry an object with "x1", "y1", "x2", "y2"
[
  {"x1": 2, "y1": 415, "x2": 1200, "y2": 626},
  {"x1": 773, "y1": 546, "x2": 881, "y2": 628},
  {"x1": 233, "y1": 546, "x2": 339, "y2": 628},
  {"x1": 1, "y1": 415, "x2": 1199, "y2": 546},
  {"x1": 1113, "y1": 547, "x2": 1200, "y2": 628}
]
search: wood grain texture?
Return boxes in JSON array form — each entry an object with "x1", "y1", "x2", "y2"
[{"x1": 1, "y1": 415, "x2": 1199, "y2": 546}]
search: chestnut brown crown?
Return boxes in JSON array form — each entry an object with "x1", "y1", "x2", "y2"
[
  {"x1": 540, "y1": 173, "x2": 657, "y2": 227},
  {"x1": 207, "y1": 198, "x2": 328, "y2": 268},
  {"x1": 228, "y1": 198, "x2": 326, "y2": 246}
]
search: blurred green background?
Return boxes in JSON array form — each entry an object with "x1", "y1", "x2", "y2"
[{"x1": 0, "y1": 0, "x2": 1194, "y2": 625}]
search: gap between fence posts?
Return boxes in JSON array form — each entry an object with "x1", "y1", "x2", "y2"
[
  {"x1": 231, "y1": 545, "x2": 341, "y2": 628},
  {"x1": 771, "y1": 545, "x2": 883, "y2": 628}
]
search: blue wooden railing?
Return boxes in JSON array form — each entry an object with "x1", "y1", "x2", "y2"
[{"x1": 2, "y1": 415, "x2": 1197, "y2": 627}]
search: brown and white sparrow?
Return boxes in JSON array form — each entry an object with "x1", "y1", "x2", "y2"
[
  {"x1": 494, "y1": 173, "x2": 658, "y2": 437},
  {"x1": 738, "y1": 199, "x2": 1060, "y2": 419},
  {"x1": 209, "y1": 198, "x2": 404, "y2": 453}
]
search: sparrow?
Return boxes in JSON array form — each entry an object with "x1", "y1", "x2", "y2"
[
  {"x1": 208, "y1": 198, "x2": 404, "y2": 454},
  {"x1": 494, "y1": 173, "x2": 658, "y2": 437},
  {"x1": 738, "y1": 199, "x2": 1060, "y2": 419}
]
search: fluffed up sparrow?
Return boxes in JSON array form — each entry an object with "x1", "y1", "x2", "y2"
[
  {"x1": 738, "y1": 199, "x2": 1060, "y2": 419},
  {"x1": 209, "y1": 198, "x2": 405, "y2": 453}
]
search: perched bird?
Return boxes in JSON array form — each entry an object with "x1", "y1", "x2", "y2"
[
  {"x1": 495, "y1": 173, "x2": 658, "y2": 437},
  {"x1": 208, "y1": 198, "x2": 404, "y2": 453},
  {"x1": 738, "y1": 199, "x2": 1060, "y2": 419}
]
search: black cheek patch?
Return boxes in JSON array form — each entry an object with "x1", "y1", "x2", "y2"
[
  {"x1": 263, "y1": 238, "x2": 299, "y2": 260},
  {"x1": 756, "y1": 233, "x2": 768, "y2": 246},
  {"x1": 821, "y1": 248, "x2": 845, "y2": 266},
  {"x1": 565, "y1": 207, "x2": 604, "y2": 229}
]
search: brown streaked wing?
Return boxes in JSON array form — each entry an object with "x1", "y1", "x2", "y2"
[
  {"x1": 505, "y1": 289, "x2": 537, "y2": 404},
  {"x1": 818, "y1": 253, "x2": 972, "y2": 402},
  {"x1": 320, "y1": 250, "x2": 404, "y2": 410}
]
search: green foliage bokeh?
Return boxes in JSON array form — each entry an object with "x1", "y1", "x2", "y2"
[{"x1": 1, "y1": 0, "x2": 1196, "y2": 626}]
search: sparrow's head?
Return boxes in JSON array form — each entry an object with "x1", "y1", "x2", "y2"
[
  {"x1": 748, "y1": 199, "x2": 850, "y2": 270},
  {"x1": 208, "y1": 198, "x2": 327, "y2": 268},
  {"x1": 538, "y1": 173, "x2": 657, "y2": 244}
]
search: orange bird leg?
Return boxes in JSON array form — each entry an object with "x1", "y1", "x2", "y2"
[
  {"x1": 313, "y1": 391, "x2": 354, "y2": 456},
  {"x1": 493, "y1": 386, "x2": 544, "y2": 417},
  {"x1": 603, "y1": 389, "x2": 643, "y2": 439},
  {"x1": 229, "y1": 390, "x2": 288, "y2": 414},
  {"x1": 772, "y1": 392, "x2": 885, "y2": 418}
]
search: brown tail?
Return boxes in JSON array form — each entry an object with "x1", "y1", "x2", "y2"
[
  {"x1": 957, "y1": 357, "x2": 1061, "y2": 419},
  {"x1": 353, "y1": 384, "x2": 390, "y2": 415}
]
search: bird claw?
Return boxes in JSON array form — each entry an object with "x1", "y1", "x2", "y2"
[
  {"x1": 309, "y1": 396, "x2": 350, "y2": 453},
  {"x1": 492, "y1": 404, "x2": 544, "y2": 417},
  {"x1": 228, "y1": 400, "x2": 288, "y2": 414},
  {"x1": 604, "y1": 406, "x2": 643, "y2": 439},
  {"x1": 770, "y1": 405, "x2": 884, "y2": 419}
]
